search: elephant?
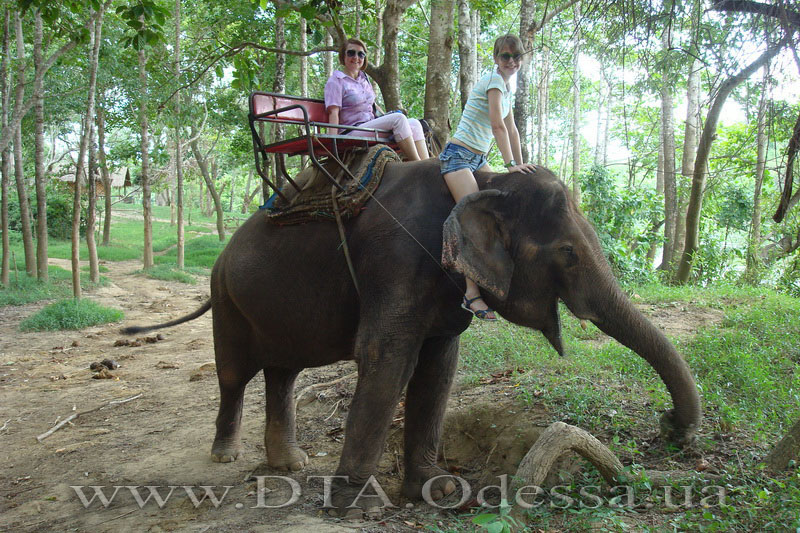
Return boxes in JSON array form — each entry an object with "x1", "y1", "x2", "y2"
[{"x1": 124, "y1": 159, "x2": 701, "y2": 517}]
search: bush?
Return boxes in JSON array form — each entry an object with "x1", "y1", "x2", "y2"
[
  {"x1": 7, "y1": 189, "x2": 87, "y2": 240},
  {"x1": 19, "y1": 298, "x2": 124, "y2": 331},
  {"x1": 580, "y1": 165, "x2": 660, "y2": 283}
]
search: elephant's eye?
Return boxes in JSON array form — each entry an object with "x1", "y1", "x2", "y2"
[{"x1": 560, "y1": 245, "x2": 574, "y2": 254}]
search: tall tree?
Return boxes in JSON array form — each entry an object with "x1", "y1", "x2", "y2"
[
  {"x1": 659, "y1": 24, "x2": 678, "y2": 272},
  {"x1": 86, "y1": 124, "x2": 99, "y2": 283},
  {"x1": 457, "y1": 0, "x2": 477, "y2": 110},
  {"x1": 97, "y1": 105, "x2": 112, "y2": 246},
  {"x1": 139, "y1": 44, "x2": 153, "y2": 270},
  {"x1": 744, "y1": 63, "x2": 770, "y2": 282},
  {"x1": 190, "y1": 129, "x2": 226, "y2": 241},
  {"x1": 174, "y1": 0, "x2": 185, "y2": 269},
  {"x1": 0, "y1": 8, "x2": 9, "y2": 286},
  {"x1": 675, "y1": 36, "x2": 787, "y2": 283},
  {"x1": 33, "y1": 10, "x2": 48, "y2": 281},
  {"x1": 424, "y1": 0, "x2": 456, "y2": 142},
  {"x1": 570, "y1": 1, "x2": 582, "y2": 202},
  {"x1": 71, "y1": 5, "x2": 105, "y2": 297},
  {"x1": 12, "y1": 12, "x2": 35, "y2": 277},
  {"x1": 272, "y1": 15, "x2": 286, "y2": 190}
]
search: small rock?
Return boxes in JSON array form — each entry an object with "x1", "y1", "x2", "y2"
[
  {"x1": 156, "y1": 361, "x2": 180, "y2": 369},
  {"x1": 189, "y1": 362, "x2": 216, "y2": 382},
  {"x1": 90, "y1": 362, "x2": 106, "y2": 372},
  {"x1": 71, "y1": 340, "x2": 80, "y2": 347},
  {"x1": 100, "y1": 359, "x2": 120, "y2": 370},
  {"x1": 92, "y1": 368, "x2": 115, "y2": 379},
  {"x1": 113, "y1": 339, "x2": 130, "y2": 347}
]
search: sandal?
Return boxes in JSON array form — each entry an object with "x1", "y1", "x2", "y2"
[{"x1": 462, "y1": 295, "x2": 497, "y2": 321}]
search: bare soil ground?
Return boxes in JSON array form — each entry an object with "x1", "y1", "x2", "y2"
[{"x1": 0, "y1": 257, "x2": 722, "y2": 532}]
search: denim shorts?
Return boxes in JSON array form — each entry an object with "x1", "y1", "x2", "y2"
[{"x1": 439, "y1": 142, "x2": 488, "y2": 175}]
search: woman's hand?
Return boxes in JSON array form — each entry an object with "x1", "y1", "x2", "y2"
[{"x1": 508, "y1": 163, "x2": 537, "y2": 174}]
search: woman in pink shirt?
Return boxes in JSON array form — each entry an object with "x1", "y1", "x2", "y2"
[{"x1": 324, "y1": 38, "x2": 429, "y2": 161}]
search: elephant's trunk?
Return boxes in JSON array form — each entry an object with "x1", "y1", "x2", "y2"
[{"x1": 586, "y1": 285, "x2": 701, "y2": 446}]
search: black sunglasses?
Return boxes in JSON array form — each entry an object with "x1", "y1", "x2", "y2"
[
  {"x1": 498, "y1": 52, "x2": 522, "y2": 62},
  {"x1": 346, "y1": 49, "x2": 366, "y2": 59}
]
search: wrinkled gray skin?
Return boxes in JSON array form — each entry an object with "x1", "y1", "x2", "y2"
[{"x1": 124, "y1": 160, "x2": 701, "y2": 518}]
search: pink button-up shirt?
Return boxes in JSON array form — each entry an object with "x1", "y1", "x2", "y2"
[{"x1": 323, "y1": 70, "x2": 375, "y2": 126}]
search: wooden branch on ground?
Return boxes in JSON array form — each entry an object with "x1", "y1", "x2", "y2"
[
  {"x1": 36, "y1": 393, "x2": 143, "y2": 442},
  {"x1": 510, "y1": 422, "x2": 718, "y2": 528}
]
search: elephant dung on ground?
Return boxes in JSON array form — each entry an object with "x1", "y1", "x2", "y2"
[{"x1": 123, "y1": 159, "x2": 701, "y2": 517}]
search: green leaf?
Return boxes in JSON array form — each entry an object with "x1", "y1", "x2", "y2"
[
  {"x1": 486, "y1": 522, "x2": 505, "y2": 533},
  {"x1": 298, "y1": 4, "x2": 317, "y2": 19},
  {"x1": 472, "y1": 513, "x2": 498, "y2": 525}
]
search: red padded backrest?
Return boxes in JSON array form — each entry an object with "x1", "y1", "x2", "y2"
[{"x1": 251, "y1": 93, "x2": 328, "y2": 123}]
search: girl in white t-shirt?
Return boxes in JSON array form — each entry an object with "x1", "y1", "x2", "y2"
[{"x1": 439, "y1": 34, "x2": 537, "y2": 320}]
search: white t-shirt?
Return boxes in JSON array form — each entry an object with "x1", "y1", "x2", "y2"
[{"x1": 452, "y1": 69, "x2": 513, "y2": 153}]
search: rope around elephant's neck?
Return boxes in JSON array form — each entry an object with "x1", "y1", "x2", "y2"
[{"x1": 312, "y1": 139, "x2": 464, "y2": 296}]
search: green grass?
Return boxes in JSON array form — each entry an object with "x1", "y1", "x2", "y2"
[
  {"x1": 136, "y1": 264, "x2": 204, "y2": 284},
  {"x1": 0, "y1": 266, "x2": 107, "y2": 306},
  {"x1": 454, "y1": 284, "x2": 800, "y2": 531},
  {"x1": 153, "y1": 234, "x2": 227, "y2": 269},
  {"x1": 18, "y1": 298, "x2": 124, "y2": 331}
]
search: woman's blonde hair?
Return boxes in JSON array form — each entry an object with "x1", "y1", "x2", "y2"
[
  {"x1": 493, "y1": 34, "x2": 524, "y2": 58},
  {"x1": 338, "y1": 38, "x2": 368, "y2": 71}
]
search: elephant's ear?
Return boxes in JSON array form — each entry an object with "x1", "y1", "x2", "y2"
[{"x1": 442, "y1": 190, "x2": 513, "y2": 300}]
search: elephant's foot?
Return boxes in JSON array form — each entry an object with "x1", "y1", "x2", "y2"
[
  {"x1": 401, "y1": 465, "x2": 456, "y2": 501},
  {"x1": 266, "y1": 443, "x2": 309, "y2": 471},
  {"x1": 211, "y1": 438, "x2": 243, "y2": 463},
  {"x1": 325, "y1": 477, "x2": 393, "y2": 520}
]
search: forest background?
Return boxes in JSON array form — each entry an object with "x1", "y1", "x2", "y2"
[{"x1": 1, "y1": 0, "x2": 800, "y2": 295}]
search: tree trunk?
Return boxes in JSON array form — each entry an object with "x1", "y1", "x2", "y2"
[
  {"x1": 323, "y1": 31, "x2": 333, "y2": 79},
  {"x1": 570, "y1": 2, "x2": 582, "y2": 203},
  {"x1": 139, "y1": 44, "x2": 153, "y2": 270},
  {"x1": 675, "y1": 38, "x2": 785, "y2": 283},
  {"x1": 97, "y1": 106, "x2": 112, "y2": 246},
  {"x1": 368, "y1": 0, "x2": 416, "y2": 111},
  {"x1": 242, "y1": 168, "x2": 253, "y2": 214},
  {"x1": 272, "y1": 16, "x2": 286, "y2": 191},
  {"x1": 515, "y1": 0, "x2": 536, "y2": 164},
  {"x1": 189, "y1": 133, "x2": 225, "y2": 241},
  {"x1": 765, "y1": 417, "x2": 800, "y2": 472},
  {"x1": 86, "y1": 123, "x2": 99, "y2": 283},
  {"x1": 457, "y1": 0, "x2": 477, "y2": 110},
  {"x1": 0, "y1": 8, "x2": 9, "y2": 286},
  {"x1": 744, "y1": 64, "x2": 769, "y2": 283},
  {"x1": 174, "y1": 0, "x2": 184, "y2": 269},
  {"x1": 682, "y1": 58, "x2": 701, "y2": 177},
  {"x1": 300, "y1": 17, "x2": 308, "y2": 169},
  {"x1": 33, "y1": 10, "x2": 48, "y2": 281},
  {"x1": 72, "y1": 7, "x2": 104, "y2": 295},
  {"x1": 424, "y1": 0, "x2": 456, "y2": 143},
  {"x1": 537, "y1": 43, "x2": 551, "y2": 166},
  {"x1": 13, "y1": 13, "x2": 35, "y2": 277},
  {"x1": 660, "y1": 28, "x2": 677, "y2": 272}
]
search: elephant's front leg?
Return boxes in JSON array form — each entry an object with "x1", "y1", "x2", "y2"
[
  {"x1": 329, "y1": 337, "x2": 420, "y2": 519},
  {"x1": 263, "y1": 367, "x2": 308, "y2": 471},
  {"x1": 401, "y1": 336, "x2": 459, "y2": 501}
]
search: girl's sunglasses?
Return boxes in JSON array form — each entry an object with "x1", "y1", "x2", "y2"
[
  {"x1": 346, "y1": 49, "x2": 366, "y2": 59},
  {"x1": 498, "y1": 52, "x2": 522, "y2": 62}
]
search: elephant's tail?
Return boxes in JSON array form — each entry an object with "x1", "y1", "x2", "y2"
[{"x1": 121, "y1": 299, "x2": 212, "y2": 335}]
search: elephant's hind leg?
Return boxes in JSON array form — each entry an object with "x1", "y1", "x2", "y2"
[
  {"x1": 211, "y1": 362, "x2": 259, "y2": 462},
  {"x1": 211, "y1": 307, "x2": 260, "y2": 463},
  {"x1": 401, "y1": 336, "x2": 459, "y2": 501},
  {"x1": 264, "y1": 367, "x2": 308, "y2": 471}
]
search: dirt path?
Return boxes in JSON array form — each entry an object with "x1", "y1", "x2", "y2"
[{"x1": 0, "y1": 259, "x2": 722, "y2": 532}]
